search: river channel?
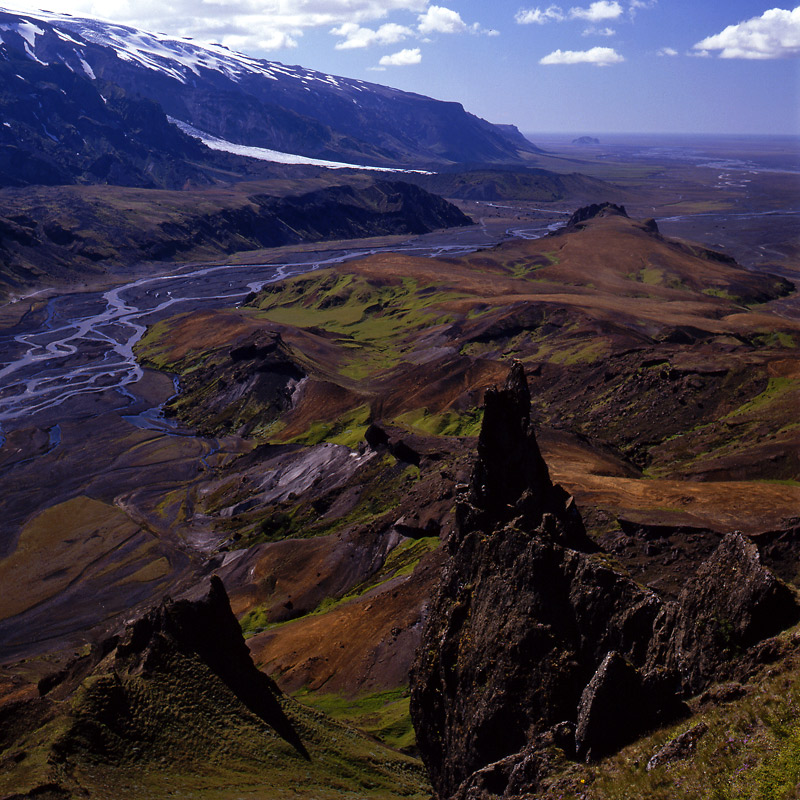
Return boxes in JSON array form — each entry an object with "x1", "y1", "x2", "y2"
[{"x1": 0, "y1": 217, "x2": 560, "y2": 441}]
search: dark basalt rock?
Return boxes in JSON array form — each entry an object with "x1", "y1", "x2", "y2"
[
  {"x1": 410, "y1": 363, "x2": 799, "y2": 800},
  {"x1": 647, "y1": 532, "x2": 800, "y2": 694},
  {"x1": 389, "y1": 438, "x2": 421, "y2": 466},
  {"x1": 365, "y1": 421, "x2": 421, "y2": 465},
  {"x1": 229, "y1": 331, "x2": 282, "y2": 362},
  {"x1": 643, "y1": 217, "x2": 660, "y2": 234},
  {"x1": 575, "y1": 651, "x2": 685, "y2": 761},
  {"x1": 454, "y1": 361, "x2": 590, "y2": 549},
  {"x1": 365, "y1": 422, "x2": 391, "y2": 450}
]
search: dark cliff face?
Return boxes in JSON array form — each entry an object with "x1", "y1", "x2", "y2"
[
  {"x1": 410, "y1": 363, "x2": 800, "y2": 800},
  {"x1": 455, "y1": 362, "x2": 589, "y2": 547},
  {"x1": 0, "y1": 180, "x2": 472, "y2": 300},
  {"x1": 0, "y1": 52, "x2": 215, "y2": 189}
]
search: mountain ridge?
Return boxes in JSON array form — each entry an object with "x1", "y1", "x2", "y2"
[{"x1": 0, "y1": 8, "x2": 542, "y2": 171}]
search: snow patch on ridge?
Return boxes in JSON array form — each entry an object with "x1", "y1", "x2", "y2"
[{"x1": 0, "y1": 7, "x2": 365, "y2": 91}]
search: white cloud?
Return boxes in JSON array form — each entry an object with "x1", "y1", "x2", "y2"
[
  {"x1": 628, "y1": 0, "x2": 656, "y2": 15},
  {"x1": 582, "y1": 25, "x2": 615, "y2": 36},
  {"x1": 569, "y1": 1, "x2": 623, "y2": 21},
  {"x1": 540, "y1": 45, "x2": 624, "y2": 64},
  {"x1": 379, "y1": 46, "x2": 422, "y2": 65},
  {"x1": 515, "y1": 6, "x2": 565, "y2": 24},
  {"x1": 657, "y1": 46, "x2": 678, "y2": 56},
  {"x1": 417, "y1": 5, "x2": 468, "y2": 34},
  {"x1": 415, "y1": 5, "x2": 494, "y2": 37},
  {"x1": 694, "y1": 7, "x2": 800, "y2": 60},
  {"x1": 331, "y1": 21, "x2": 413, "y2": 49}
]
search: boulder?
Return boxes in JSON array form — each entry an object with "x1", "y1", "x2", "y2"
[
  {"x1": 575, "y1": 651, "x2": 685, "y2": 761},
  {"x1": 647, "y1": 722, "x2": 709, "y2": 771}
]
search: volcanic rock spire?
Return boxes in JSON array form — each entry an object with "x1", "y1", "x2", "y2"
[{"x1": 456, "y1": 361, "x2": 589, "y2": 549}]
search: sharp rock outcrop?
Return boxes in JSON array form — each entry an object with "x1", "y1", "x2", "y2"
[
  {"x1": 410, "y1": 362, "x2": 800, "y2": 800},
  {"x1": 564, "y1": 201, "x2": 628, "y2": 229}
]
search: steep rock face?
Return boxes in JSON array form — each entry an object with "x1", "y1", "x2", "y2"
[
  {"x1": 410, "y1": 363, "x2": 799, "y2": 800},
  {"x1": 456, "y1": 363, "x2": 586, "y2": 544},
  {"x1": 161, "y1": 329, "x2": 306, "y2": 436},
  {"x1": 647, "y1": 532, "x2": 800, "y2": 694}
]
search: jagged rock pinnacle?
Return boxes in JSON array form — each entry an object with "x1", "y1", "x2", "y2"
[{"x1": 457, "y1": 361, "x2": 588, "y2": 548}]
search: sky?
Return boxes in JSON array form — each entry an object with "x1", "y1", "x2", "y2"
[{"x1": 4, "y1": 0, "x2": 800, "y2": 134}]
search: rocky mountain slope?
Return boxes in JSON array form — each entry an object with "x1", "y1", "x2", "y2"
[
  {"x1": 0, "y1": 8, "x2": 541, "y2": 176},
  {"x1": 0, "y1": 577, "x2": 427, "y2": 799},
  {"x1": 410, "y1": 363, "x2": 799, "y2": 799}
]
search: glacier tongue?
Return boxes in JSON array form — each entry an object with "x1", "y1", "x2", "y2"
[{"x1": 169, "y1": 118, "x2": 434, "y2": 175}]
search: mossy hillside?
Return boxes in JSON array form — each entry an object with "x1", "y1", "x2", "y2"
[
  {"x1": 393, "y1": 407, "x2": 484, "y2": 438},
  {"x1": 312, "y1": 537, "x2": 439, "y2": 615},
  {"x1": 0, "y1": 635, "x2": 429, "y2": 800},
  {"x1": 540, "y1": 630, "x2": 800, "y2": 800},
  {"x1": 251, "y1": 270, "x2": 470, "y2": 380},
  {"x1": 286, "y1": 404, "x2": 372, "y2": 449},
  {"x1": 133, "y1": 210, "x2": 797, "y2": 459},
  {"x1": 239, "y1": 536, "x2": 439, "y2": 639},
  {"x1": 644, "y1": 375, "x2": 800, "y2": 480},
  {"x1": 294, "y1": 688, "x2": 417, "y2": 754}
]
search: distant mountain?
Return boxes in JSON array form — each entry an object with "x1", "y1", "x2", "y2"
[{"x1": 0, "y1": 8, "x2": 542, "y2": 182}]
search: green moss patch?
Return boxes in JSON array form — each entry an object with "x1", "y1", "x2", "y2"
[
  {"x1": 253, "y1": 271, "x2": 468, "y2": 380},
  {"x1": 294, "y1": 688, "x2": 417, "y2": 753},
  {"x1": 286, "y1": 405, "x2": 372, "y2": 449},
  {"x1": 393, "y1": 407, "x2": 484, "y2": 438}
]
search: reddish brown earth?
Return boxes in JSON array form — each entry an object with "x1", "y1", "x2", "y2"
[{"x1": 120, "y1": 205, "x2": 799, "y2": 707}]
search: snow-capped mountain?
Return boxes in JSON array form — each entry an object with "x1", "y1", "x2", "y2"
[{"x1": 0, "y1": 7, "x2": 540, "y2": 180}]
